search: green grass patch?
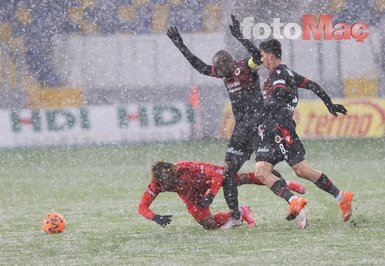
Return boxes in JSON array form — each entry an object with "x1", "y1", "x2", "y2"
[{"x1": 1, "y1": 138, "x2": 384, "y2": 264}]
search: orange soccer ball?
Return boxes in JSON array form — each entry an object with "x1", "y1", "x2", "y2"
[{"x1": 42, "y1": 212, "x2": 66, "y2": 234}]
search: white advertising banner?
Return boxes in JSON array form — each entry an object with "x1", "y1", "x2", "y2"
[{"x1": 0, "y1": 103, "x2": 194, "y2": 148}]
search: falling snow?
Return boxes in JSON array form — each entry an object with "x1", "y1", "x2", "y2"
[{"x1": 0, "y1": 1, "x2": 385, "y2": 265}]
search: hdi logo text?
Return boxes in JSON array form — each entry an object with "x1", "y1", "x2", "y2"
[{"x1": 241, "y1": 14, "x2": 369, "y2": 42}]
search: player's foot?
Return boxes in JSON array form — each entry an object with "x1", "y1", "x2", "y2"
[
  {"x1": 338, "y1": 191, "x2": 353, "y2": 222},
  {"x1": 286, "y1": 197, "x2": 307, "y2": 221},
  {"x1": 296, "y1": 209, "x2": 307, "y2": 229},
  {"x1": 220, "y1": 216, "x2": 243, "y2": 230},
  {"x1": 287, "y1": 181, "x2": 306, "y2": 194},
  {"x1": 240, "y1": 205, "x2": 256, "y2": 228}
]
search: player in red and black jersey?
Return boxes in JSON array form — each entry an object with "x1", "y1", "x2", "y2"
[
  {"x1": 167, "y1": 16, "x2": 351, "y2": 227},
  {"x1": 252, "y1": 38, "x2": 353, "y2": 222},
  {"x1": 166, "y1": 26, "x2": 265, "y2": 226},
  {"x1": 138, "y1": 161, "x2": 306, "y2": 229}
]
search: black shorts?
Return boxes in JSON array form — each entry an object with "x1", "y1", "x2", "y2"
[
  {"x1": 255, "y1": 126, "x2": 305, "y2": 167},
  {"x1": 224, "y1": 121, "x2": 258, "y2": 165}
]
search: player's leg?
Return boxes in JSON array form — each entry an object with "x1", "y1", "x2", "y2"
[
  {"x1": 292, "y1": 160, "x2": 353, "y2": 222},
  {"x1": 254, "y1": 135, "x2": 307, "y2": 221},
  {"x1": 196, "y1": 209, "x2": 256, "y2": 230},
  {"x1": 196, "y1": 210, "x2": 231, "y2": 230},
  {"x1": 285, "y1": 134, "x2": 353, "y2": 222},
  {"x1": 236, "y1": 172, "x2": 263, "y2": 185},
  {"x1": 222, "y1": 129, "x2": 252, "y2": 221},
  {"x1": 236, "y1": 169, "x2": 305, "y2": 194},
  {"x1": 185, "y1": 201, "x2": 242, "y2": 230},
  {"x1": 223, "y1": 156, "x2": 242, "y2": 220},
  {"x1": 181, "y1": 197, "x2": 219, "y2": 229},
  {"x1": 272, "y1": 169, "x2": 306, "y2": 194}
]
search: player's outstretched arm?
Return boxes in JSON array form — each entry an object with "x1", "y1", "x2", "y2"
[
  {"x1": 305, "y1": 80, "x2": 347, "y2": 116},
  {"x1": 166, "y1": 26, "x2": 214, "y2": 76},
  {"x1": 229, "y1": 14, "x2": 262, "y2": 67},
  {"x1": 138, "y1": 181, "x2": 173, "y2": 227},
  {"x1": 294, "y1": 72, "x2": 348, "y2": 116},
  {"x1": 138, "y1": 187, "x2": 173, "y2": 227},
  {"x1": 138, "y1": 182, "x2": 161, "y2": 218}
]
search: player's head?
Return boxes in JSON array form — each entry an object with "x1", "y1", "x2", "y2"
[
  {"x1": 259, "y1": 39, "x2": 282, "y2": 70},
  {"x1": 151, "y1": 161, "x2": 178, "y2": 190},
  {"x1": 212, "y1": 50, "x2": 237, "y2": 78}
]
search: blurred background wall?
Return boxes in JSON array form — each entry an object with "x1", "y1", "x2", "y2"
[{"x1": 0, "y1": 0, "x2": 384, "y2": 147}]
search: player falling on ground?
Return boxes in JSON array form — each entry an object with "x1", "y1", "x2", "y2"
[
  {"x1": 247, "y1": 38, "x2": 353, "y2": 221},
  {"x1": 167, "y1": 19, "x2": 348, "y2": 227},
  {"x1": 138, "y1": 161, "x2": 306, "y2": 229},
  {"x1": 167, "y1": 26, "x2": 264, "y2": 227}
]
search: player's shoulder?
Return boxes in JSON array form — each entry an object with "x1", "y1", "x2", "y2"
[
  {"x1": 194, "y1": 161, "x2": 216, "y2": 169},
  {"x1": 238, "y1": 59, "x2": 248, "y2": 67},
  {"x1": 176, "y1": 161, "x2": 198, "y2": 171},
  {"x1": 238, "y1": 58, "x2": 259, "y2": 71},
  {"x1": 177, "y1": 161, "x2": 192, "y2": 167},
  {"x1": 292, "y1": 71, "x2": 309, "y2": 87},
  {"x1": 239, "y1": 59, "x2": 255, "y2": 71},
  {"x1": 271, "y1": 64, "x2": 294, "y2": 80},
  {"x1": 147, "y1": 179, "x2": 160, "y2": 195},
  {"x1": 228, "y1": 59, "x2": 257, "y2": 79},
  {"x1": 246, "y1": 57, "x2": 261, "y2": 70}
]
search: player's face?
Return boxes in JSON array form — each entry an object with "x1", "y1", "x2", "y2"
[
  {"x1": 260, "y1": 51, "x2": 273, "y2": 70},
  {"x1": 155, "y1": 165, "x2": 178, "y2": 191},
  {"x1": 213, "y1": 54, "x2": 236, "y2": 78},
  {"x1": 214, "y1": 59, "x2": 233, "y2": 77}
]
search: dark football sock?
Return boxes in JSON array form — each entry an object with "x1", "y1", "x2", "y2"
[
  {"x1": 223, "y1": 164, "x2": 241, "y2": 220},
  {"x1": 271, "y1": 179, "x2": 295, "y2": 203},
  {"x1": 272, "y1": 169, "x2": 287, "y2": 184},
  {"x1": 314, "y1": 173, "x2": 340, "y2": 198}
]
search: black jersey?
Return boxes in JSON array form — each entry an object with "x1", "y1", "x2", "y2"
[
  {"x1": 263, "y1": 64, "x2": 310, "y2": 131},
  {"x1": 175, "y1": 44, "x2": 263, "y2": 125},
  {"x1": 217, "y1": 60, "x2": 263, "y2": 123}
]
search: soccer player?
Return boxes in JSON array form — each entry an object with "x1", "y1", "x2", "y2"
[
  {"x1": 251, "y1": 38, "x2": 353, "y2": 222},
  {"x1": 167, "y1": 21, "x2": 347, "y2": 227},
  {"x1": 167, "y1": 26, "x2": 269, "y2": 227},
  {"x1": 138, "y1": 161, "x2": 307, "y2": 229}
]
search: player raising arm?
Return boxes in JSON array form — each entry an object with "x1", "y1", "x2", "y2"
[
  {"x1": 167, "y1": 26, "x2": 266, "y2": 228},
  {"x1": 230, "y1": 15, "x2": 351, "y2": 222},
  {"x1": 229, "y1": 14, "x2": 347, "y2": 117},
  {"x1": 138, "y1": 161, "x2": 307, "y2": 229}
]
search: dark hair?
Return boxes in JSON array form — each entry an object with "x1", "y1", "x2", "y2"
[
  {"x1": 259, "y1": 39, "x2": 282, "y2": 59},
  {"x1": 151, "y1": 161, "x2": 177, "y2": 186}
]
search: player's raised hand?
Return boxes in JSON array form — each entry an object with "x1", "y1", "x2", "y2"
[
  {"x1": 153, "y1": 214, "x2": 172, "y2": 227},
  {"x1": 327, "y1": 103, "x2": 348, "y2": 116},
  {"x1": 229, "y1": 14, "x2": 243, "y2": 40},
  {"x1": 167, "y1": 26, "x2": 184, "y2": 48},
  {"x1": 199, "y1": 193, "x2": 215, "y2": 208}
]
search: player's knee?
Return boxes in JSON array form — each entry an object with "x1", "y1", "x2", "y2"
[
  {"x1": 255, "y1": 168, "x2": 268, "y2": 184},
  {"x1": 292, "y1": 164, "x2": 305, "y2": 178},
  {"x1": 224, "y1": 160, "x2": 242, "y2": 180},
  {"x1": 272, "y1": 169, "x2": 283, "y2": 179}
]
